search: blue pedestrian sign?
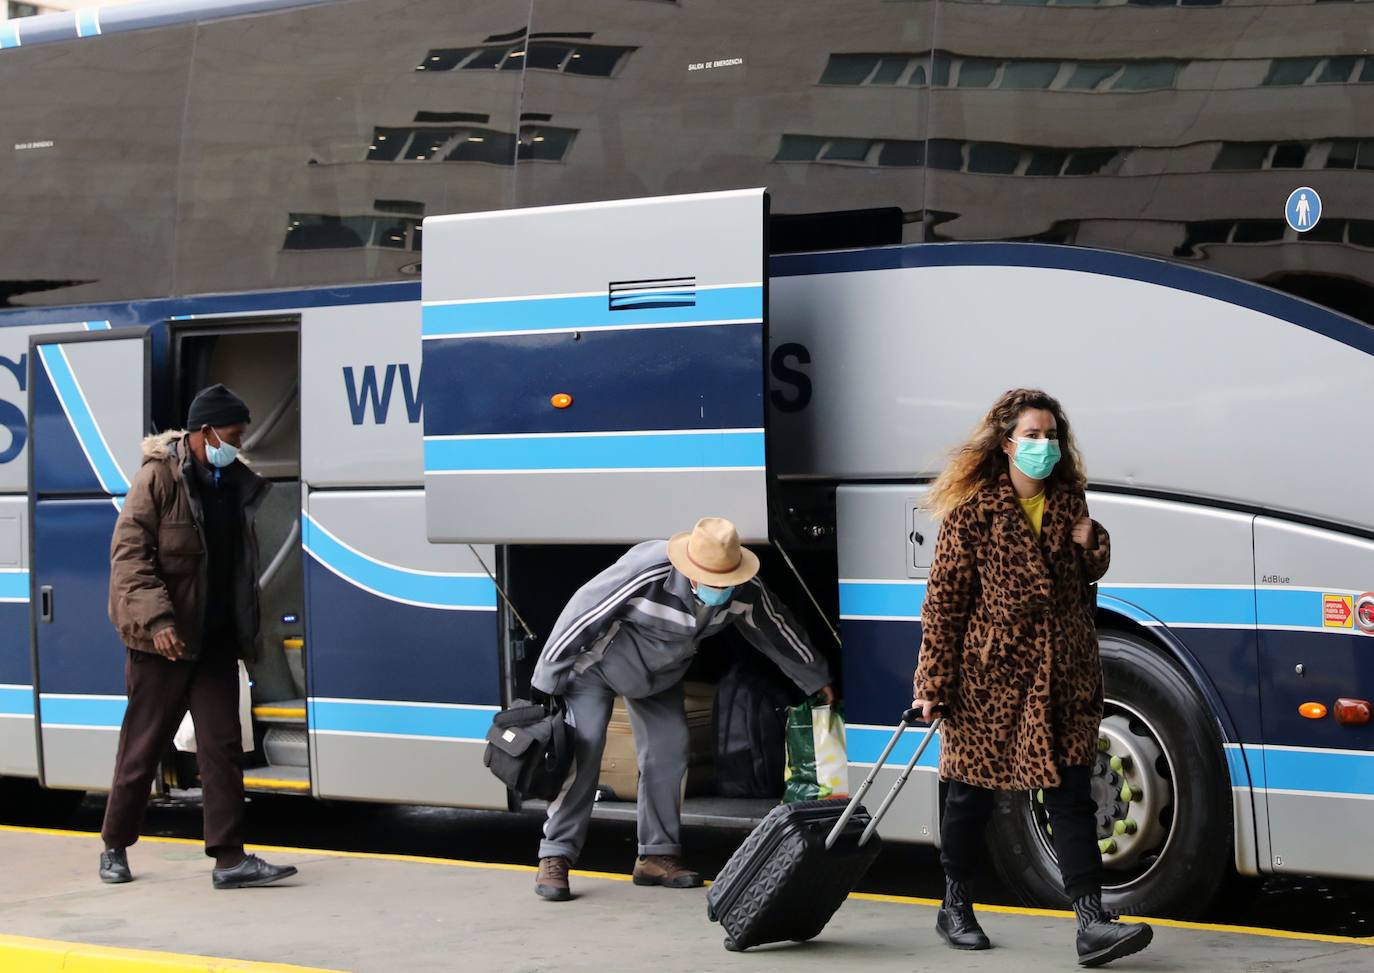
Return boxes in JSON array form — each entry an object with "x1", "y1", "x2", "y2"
[{"x1": 1285, "y1": 187, "x2": 1321, "y2": 233}]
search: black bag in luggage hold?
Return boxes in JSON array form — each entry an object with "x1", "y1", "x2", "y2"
[
  {"x1": 713, "y1": 656, "x2": 794, "y2": 799},
  {"x1": 706, "y1": 711, "x2": 944, "y2": 951},
  {"x1": 483, "y1": 699, "x2": 573, "y2": 801}
]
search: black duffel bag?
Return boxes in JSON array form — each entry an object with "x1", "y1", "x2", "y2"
[
  {"x1": 714, "y1": 657, "x2": 795, "y2": 799},
  {"x1": 483, "y1": 698, "x2": 572, "y2": 801}
]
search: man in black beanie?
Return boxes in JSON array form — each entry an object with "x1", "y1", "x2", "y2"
[{"x1": 101, "y1": 384, "x2": 298, "y2": 889}]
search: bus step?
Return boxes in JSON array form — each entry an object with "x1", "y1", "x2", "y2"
[
  {"x1": 243, "y1": 764, "x2": 310, "y2": 795},
  {"x1": 261, "y1": 726, "x2": 309, "y2": 768},
  {"x1": 252, "y1": 699, "x2": 306, "y2": 725}
]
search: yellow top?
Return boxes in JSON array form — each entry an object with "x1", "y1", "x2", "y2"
[{"x1": 1018, "y1": 491, "x2": 1045, "y2": 538}]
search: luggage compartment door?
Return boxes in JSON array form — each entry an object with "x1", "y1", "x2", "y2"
[
  {"x1": 29, "y1": 329, "x2": 149, "y2": 791},
  {"x1": 421, "y1": 188, "x2": 769, "y2": 543}
]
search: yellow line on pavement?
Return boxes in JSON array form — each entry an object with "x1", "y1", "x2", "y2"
[
  {"x1": 243, "y1": 777, "x2": 312, "y2": 792},
  {"x1": 0, "y1": 933, "x2": 347, "y2": 973},
  {"x1": 0, "y1": 823, "x2": 632, "y2": 883},
  {"x1": 2, "y1": 824, "x2": 1368, "y2": 947}
]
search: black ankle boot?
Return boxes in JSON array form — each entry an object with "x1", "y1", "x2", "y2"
[
  {"x1": 1073, "y1": 892, "x2": 1153, "y2": 967},
  {"x1": 935, "y1": 877, "x2": 991, "y2": 950}
]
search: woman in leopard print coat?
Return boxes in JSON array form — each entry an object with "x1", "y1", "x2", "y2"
[{"x1": 911, "y1": 388, "x2": 1153, "y2": 967}]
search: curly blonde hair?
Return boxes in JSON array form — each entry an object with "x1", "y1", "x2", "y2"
[{"x1": 924, "y1": 389, "x2": 1087, "y2": 520}]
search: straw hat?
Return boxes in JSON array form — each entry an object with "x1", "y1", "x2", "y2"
[{"x1": 667, "y1": 517, "x2": 760, "y2": 587}]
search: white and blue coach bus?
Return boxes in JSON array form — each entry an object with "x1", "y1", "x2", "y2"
[{"x1": 1, "y1": 0, "x2": 1371, "y2": 918}]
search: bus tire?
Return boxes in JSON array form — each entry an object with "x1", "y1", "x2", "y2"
[{"x1": 986, "y1": 630, "x2": 1232, "y2": 919}]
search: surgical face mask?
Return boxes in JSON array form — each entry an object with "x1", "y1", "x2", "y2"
[
  {"x1": 694, "y1": 583, "x2": 735, "y2": 607},
  {"x1": 205, "y1": 428, "x2": 239, "y2": 469},
  {"x1": 1011, "y1": 437, "x2": 1061, "y2": 480}
]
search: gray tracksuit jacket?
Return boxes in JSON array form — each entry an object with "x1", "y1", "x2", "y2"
[{"x1": 530, "y1": 540, "x2": 831, "y2": 699}]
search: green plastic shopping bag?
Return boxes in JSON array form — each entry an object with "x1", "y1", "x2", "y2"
[{"x1": 782, "y1": 695, "x2": 848, "y2": 803}]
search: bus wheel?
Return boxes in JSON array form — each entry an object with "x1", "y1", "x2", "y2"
[{"x1": 987, "y1": 630, "x2": 1232, "y2": 919}]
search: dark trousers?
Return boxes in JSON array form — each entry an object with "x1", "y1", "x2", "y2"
[
  {"x1": 100, "y1": 649, "x2": 245, "y2": 858},
  {"x1": 940, "y1": 765, "x2": 1103, "y2": 902}
]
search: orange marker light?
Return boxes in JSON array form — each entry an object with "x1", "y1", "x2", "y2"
[
  {"x1": 550, "y1": 393, "x2": 573, "y2": 409},
  {"x1": 1299, "y1": 702, "x2": 1328, "y2": 720},
  {"x1": 1334, "y1": 698, "x2": 1371, "y2": 726}
]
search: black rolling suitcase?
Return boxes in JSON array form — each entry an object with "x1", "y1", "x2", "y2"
[{"x1": 706, "y1": 711, "x2": 943, "y2": 951}]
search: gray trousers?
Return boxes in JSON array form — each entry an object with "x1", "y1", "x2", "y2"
[{"x1": 539, "y1": 668, "x2": 688, "y2": 863}]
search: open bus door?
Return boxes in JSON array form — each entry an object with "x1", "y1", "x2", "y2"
[
  {"x1": 28, "y1": 329, "x2": 149, "y2": 791},
  {"x1": 419, "y1": 188, "x2": 771, "y2": 547}
]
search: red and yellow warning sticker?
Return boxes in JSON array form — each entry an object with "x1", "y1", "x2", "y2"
[{"x1": 1323, "y1": 593, "x2": 1354, "y2": 629}]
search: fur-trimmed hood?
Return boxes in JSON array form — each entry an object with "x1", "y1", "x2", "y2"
[{"x1": 141, "y1": 429, "x2": 186, "y2": 462}]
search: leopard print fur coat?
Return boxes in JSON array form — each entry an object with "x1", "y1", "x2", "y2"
[{"x1": 913, "y1": 474, "x2": 1110, "y2": 791}]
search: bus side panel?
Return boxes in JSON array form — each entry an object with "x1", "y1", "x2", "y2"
[
  {"x1": 837, "y1": 485, "x2": 939, "y2": 845},
  {"x1": 0, "y1": 495, "x2": 36, "y2": 778},
  {"x1": 301, "y1": 303, "x2": 506, "y2": 808},
  {"x1": 302, "y1": 491, "x2": 504, "y2": 807},
  {"x1": 1, "y1": 323, "x2": 114, "y2": 779},
  {"x1": 31, "y1": 498, "x2": 126, "y2": 791},
  {"x1": 1254, "y1": 520, "x2": 1374, "y2": 880},
  {"x1": 768, "y1": 253, "x2": 1374, "y2": 535}
]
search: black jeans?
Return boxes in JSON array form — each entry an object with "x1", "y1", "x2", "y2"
[{"x1": 939, "y1": 765, "x2": 1103, "y2": 902}]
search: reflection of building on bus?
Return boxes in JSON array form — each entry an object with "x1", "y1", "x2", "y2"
[{"x1": 0, "y1": 0, "x2": 1372, "y2": 924}]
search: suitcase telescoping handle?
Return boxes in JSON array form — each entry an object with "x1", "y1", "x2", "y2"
[{"x1": 824, "y1": 710, "x2": 943, "y2": 851}]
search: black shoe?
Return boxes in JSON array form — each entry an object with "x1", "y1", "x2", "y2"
[
  {"x1": 936, "y1": 907, "x2": 991, "y2": 950},
  {"x1": 1074, "y1": 893, "x2": 1153, "y2": 967},
  {"x1": 98, "y1": 848, "x2": 132, "y2": 885},
  {"x1": 935, "y1": 877, "x2": 991, "y2": 950},
  {"x1": 212, "y1": 854, "x2": 298, "y2": 890},
  {"x1": 1077, "y1": 921, "x2": 1153, "y2": 967}
]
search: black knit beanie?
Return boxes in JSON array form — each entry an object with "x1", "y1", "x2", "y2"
[{"x1": 187, "y1": 384, "x2": 251, "y2": 429}]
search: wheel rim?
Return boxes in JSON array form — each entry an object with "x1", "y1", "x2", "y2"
[{"x1": 1023, "y1": 698, "x2": 1178, "y2": 891}]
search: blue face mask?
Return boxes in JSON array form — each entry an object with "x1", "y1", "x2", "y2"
[
  {"x1": 205, "y1": 428, "x2": 239, "y2": 469},
  {"x1": 694, "y1": 583, "x2": 735, "y2": 607},
  {"x1": 1011, "y1": 437, "x2": 1061, "y2": 480}
]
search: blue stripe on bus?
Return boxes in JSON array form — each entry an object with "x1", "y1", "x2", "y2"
[
  {"x1": 1101, "y1": 586, "x2": 1256, "y2": 627},
  {"x1": 848, "y1": 724, "x2": 941, "y2": 767},
  {"x1": 839, "y1": 581, "x2": 925, "y2": 619},
  {"x1": 37, "y1": 345, "x2": 130, "y2": 495},
  {"x1": 421, "y1": 284, "x2": 762, "y2": 338},
  {"x1": 0, "y1": 571, "x2": 29, "y2": 602},
  {"x1": 1255, "y1": 588, "x2": 1327, "y2": 628},
  {"x1": 301, "y1": 514, "x2": 496, "y2": 611},
  {"x1": 1261, "y1": 747, "x2": 1374, "y2": 797},
  {"x1": 1225, "y1": 746, "x2": 1255, "y2": 788},
  {"x1": 423, "y1": 429, "x2": 766, "y2": 473},
  {"x1": 84, "y1": 320, "x2": 111, "y2": 331},
  {"x1": 0, "y1": 685, "x2": 33, "y2": 717},
  {"x1": 39, "y1": 695, "x2": 126, "y2": 728},
  {"x1": 309, "y1": 699, "x2": 496, "y2": 740},
  {"x1": 839, "y1": 580, "x2": 1262, "y2": 628}
]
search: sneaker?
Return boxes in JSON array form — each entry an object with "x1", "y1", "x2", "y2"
[
  {"x1": 632, "y1": 855, "x2": 702, "y2": 889},
  {"x1": 211, "y1": 854, "x2": 298, "y2": 890},
  {"x1": 98, "y1": 848, "x2": 132, "y2": 885},
  {"x1": 536, "y1": 855, "x2": 572, "y2": 901}
]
